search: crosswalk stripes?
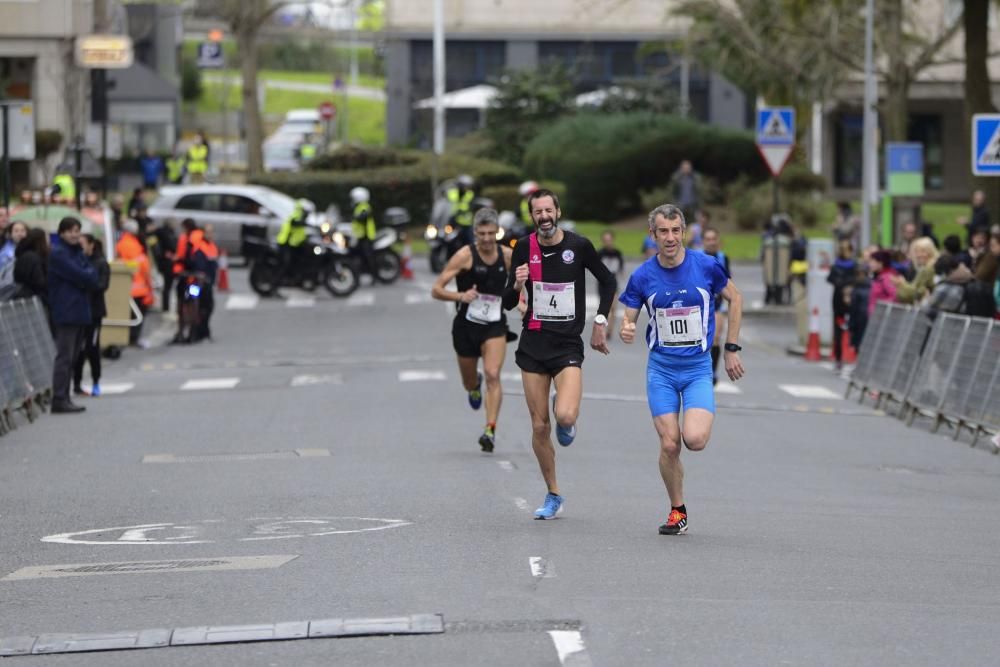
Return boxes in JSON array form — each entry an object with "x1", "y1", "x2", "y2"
[
  {"x1": 225, "y1": 294, "x2": 259, "y2": 310},
  {"x1": 79, "y1": 382, "x2": 135, "y2": 395},
  {"x1": 778, "y1": 384, "x2": 841, "y2": 399},
  {"x1": 286, "y1": 295, "x2": 316, "y2": 308},
  {"x1": 180, "y1": 378, "x2": 241, "y2": 391},
  {"x1": 346, "y1": 291, "x2": 376, "y2": 307},
  {"x1": 714, "y1": 382, "x2": 742, "y2": 395},
  {"x1": 405, "y1": 292, "x2": 435, "y2": 304},
  {"x1": 398, "y1": 370, "x2": 447, "y2": 382}
]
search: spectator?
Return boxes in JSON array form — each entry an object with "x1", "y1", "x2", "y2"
[
  {"x1": 847, "y1": 266, "x2": 871, "y2": 349},
  {"x1": 832, "y1": 201, "x2": 861, "y2": 250},
  {"x1": 116, "y1": 219, "x2": 155, "y2": 347},
  {"x1": 139, "y1": 148, "x2": 164, "y2": 191},
  {"x1": 598, "y1": 230, "x2": 625, "y2": 338},
  {"x1": 173, "y1": 218, "x2": 200, "y2": 314},
  {"x1": 921, "y1": 254, "x2": 973, "y2": 320},
  {"x1": 127, "y1": 187, "x2": 147, "y2": 222},
  {"x1": 0, "y1": 207, "x2": 7, "y2": 236},
  {"x1": 189, "y1": 223, "x2": 219, "y2": 342},
  {"x1": 73, "y1": 235, "x2": 109, "y2": 397},
  {"x1": 48, "y1": 217, "x2": 98, "y2": 414},
  {"x1": 1, "y1": 219, "x2": 27, "y2": 269},
  {"x1": 969, "y1": 228, "x2": 990, "y2": 271},
  {"x1": 687, "y1": 209, "x2": 707, "y2": 250},
  {"x1": 110, "y1": 193, "x2": 125, "y2": 231},
  {"x1": 895, "y1": 221, "x2": 919, "y2": 258},
  {"x1": 941, "y1": 234, "x2": 972, "y2": 269},
  {"x1": 785, "y1": 219, "x2": 808, "y2": 287},
  {"x1": 668, "y1": 160, "x2": 700, "y2": 222},
  {"x1": 974, "y1": 229, "x2": 999, "y2": 287},
  {"x1": 867, "y1": 249, "x2": 898, "y2": 316},
  {"x1": 13, "y1": 228, "x2": 49, "y2": 309},
  {"x1": 149, "y1": 219, "x2": 177, "y2": 312},
  {"x1": 826, "y1": 240, "x2": 857, "y2": 369},
  {"x1": 641, "y1": 233, "x2": 657, "y2": 259},
  {"x1": 893, "y1": 237, "x2": 939, "y2": 305},
  {"x1": 957, "y1": 190, "x2": 991, "y2": 246}
]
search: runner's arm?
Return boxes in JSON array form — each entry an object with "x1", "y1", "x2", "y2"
[
  {"x1": 584, "y1": 241, "x2": 618, "y2": 317},
  {"x1": 720, "y1": 279, "x2": 746, "y2": 380},
  {"x1": 502, "y1": 244, "x2": 528, "y2": 310},
  {"x1": 620, "y1": 306, "x2": 640, "y2": 343},
  {"x1": 431, "y1": 247, "x2": 475, "y2": 302}
]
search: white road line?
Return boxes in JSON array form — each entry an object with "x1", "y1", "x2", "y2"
[
  {"x1": 513, "y1": 497, "x2": 530, "y2": 512},
  {"x1": 497, "y1": 460, "x2": 515, "y2": 472},
  {"x1": 82, "y1": 382, "x2": 134, "y2": 395},
  {"x1": 290, "y1": 374, "x2": 343, "y2": 387},
  {"x1": 529, "y1": 556, "x2": 555, "y2": 578},
  {"x1": 346, "y1": 291, "x2": 375, "y2": 306},
  {"x1": 548, "y1": 630, "x2": 592, "y2": 666},
  {"x1": 286, "y1": 295, "x2": 316, "y2": 308},
  {"x1": 750, "y1": 299, "x2": 764, "y2": 310},
  {"x1": 501, "y1": 371, "x2": 522, "y2": 383},
  {"x1": 714, "y1": 382, "x2": 742, "y2": 395},
  {"x1": 1, "y1": 555, "x2": 298, "y2": 581},
  {"x1": 405, "y1": 293, "x2": 435, "y2": 304},
  {"x1": 818, "y1": 362, "x2": 835, "y2": 371},
  {"x1": 225, "y1": 294, "x2": 259, "y2": 310},
  {"x1": 180, "y1": 378, "x2": 241, "y2": 391},
  {"x1": 398, "y1": 370, "x2": 447, "y2": 382},
  {"x1": 779, "y1": 384, "x2": 842, "y2": 400}
]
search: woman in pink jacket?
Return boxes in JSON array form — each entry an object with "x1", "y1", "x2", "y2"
[{"x1": 867, "y1": 249, "x2": 898, "y2": 315}]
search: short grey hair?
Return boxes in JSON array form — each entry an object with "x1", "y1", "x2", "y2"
[
  {"x1": 474, "y1": 207, "x2": 499, "y2": 227},
  {"x1": 648, "y1": 204, "x2": 686, "y2": 231}
]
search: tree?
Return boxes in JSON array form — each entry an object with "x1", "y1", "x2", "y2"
[
  {"x1": 963, "y1": 0, "x2": 1000, "y2": 214},
  {"x1": 484, "y1": 64, "x2": 576, "y2": 166}
]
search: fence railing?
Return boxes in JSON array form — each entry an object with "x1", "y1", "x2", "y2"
[
  {"x1": 0, "y1": 297, "x2": 55, "y2": 435},
  {"x1": 847, "y1": 302, "x2": 1000, "y2": 449}
]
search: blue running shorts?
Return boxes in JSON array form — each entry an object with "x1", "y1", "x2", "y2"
[{"x1": 646, "y1": 352, "x2": 715, "y2": 417}]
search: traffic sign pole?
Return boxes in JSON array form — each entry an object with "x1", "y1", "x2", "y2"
[{"x1": 2, "y1": 104, "x2": 9, "y2": 215}]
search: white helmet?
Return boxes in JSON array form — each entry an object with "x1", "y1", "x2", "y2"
[
  {"x1": 518, "y1": 180, "x2": 540, "y2": 197},
  {"x1": 350, "y1": 186, "x2": 370, "y2": 204}
]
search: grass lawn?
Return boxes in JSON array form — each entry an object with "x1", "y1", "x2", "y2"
[
  {"x1": 213, "y1": 69, "x2": 385, "y2": 91},
  {"x1": 192, "y1": 82, "x2": 385, "y2": 145}
]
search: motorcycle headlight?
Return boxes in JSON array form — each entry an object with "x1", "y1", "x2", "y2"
[
  {"x1": 444, "y1": 224, "x2": 454, "y2": 234},
  {"x1": 320, "y1": 222, "x2": 331, "y2": 234},
  {"x1": 496, "y1": 228, "x2": 505, "y2": 241},
  {"x1": 313, "y1": 246, "x2": 322, "y2": 256},
  {"x1": 425, "y1": 224, "x2": 438, "y2": 240},
  {"x1": 331, "y1": 232, "x2": 347, "y2": 249}
]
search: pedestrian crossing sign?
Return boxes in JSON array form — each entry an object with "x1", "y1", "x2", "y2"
[
  {"x1": 756, "y1": 107, "x2": 795, "y2": 146},
  {"x1": 972, "y1": 114, "x2": 1000, "y2": 176}
]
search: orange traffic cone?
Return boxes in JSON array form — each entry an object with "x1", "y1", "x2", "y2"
[
  {"x1": 804, "y1": 306, "x2": 822, "y2": 361},
  {"x1": 400, "y1": 233, "x2": 414, "y2": 280},
  {"x1": 217, "y1": 250, "x2": 230, "y2": 291},
  {"x1": 841, "y1": 328, "x2": 857, "y2": 364}
]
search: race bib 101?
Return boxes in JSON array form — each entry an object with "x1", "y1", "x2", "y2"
[
  {"x1": 466, "y1": 293, "x2": 502, "y2": 324},
  {"x1": 533, "y1": 281, "x2": 575, "y2": 321},
  {"x1": 655, "y1": 306, "x2": 704, "y2": 347}
]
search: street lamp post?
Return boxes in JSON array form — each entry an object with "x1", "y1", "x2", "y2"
[
  {"x1": 432, "y1": 0, "x2": 445, "y2": 155},
  {"x1": 861, "y1": 0, "x2": 878, "y2": 251}
]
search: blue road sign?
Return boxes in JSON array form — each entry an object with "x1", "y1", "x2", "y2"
[
  {"x1": 197, "y1": 42, "x2": 224, "y2": 69},
  {"x1": 972, "y1": 114, "x2": 1000, "y2": 176},
  {"x1": 886, "y1": 143, "x2": 923, "y2": 173},
  {"x1": 756, "y1": 107, "x2": 795, "y2": 146}
]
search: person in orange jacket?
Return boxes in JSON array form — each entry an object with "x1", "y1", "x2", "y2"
[
  {"x1": 172, "y1": 218, "x2": 202, "y2": 316},
  {"x1": 188, "y1": 224, "x2": 220, "y2": 342},
  {"x1": 116, "y1": 219, "x2": 155, "y2": 347}
]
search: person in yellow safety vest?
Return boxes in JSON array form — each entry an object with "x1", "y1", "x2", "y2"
[
  {"x1": 186, "y1": 133, "x2": 209, "y2": 183},
  {"x1": 298, "y1": 140, "x2": 318, "y2": 165},
  {"x1": 518, "y1": 180, "x2": 539, "y2": 228},
  {"x1": 51, "y1": 172, "x2": 77, "y2": 205},
  {"x1": 272, "y1": 198, "x2": 312, "y2": 296},
  {"x1": 446, "y1": 174, "x2": 476, "y2": 247},
  {"x1": 165, "y1": 145, "x2": 186, "y2": 185},
  {"x1": 350, "y1": 186, "x2": 377, "y2": 278}
]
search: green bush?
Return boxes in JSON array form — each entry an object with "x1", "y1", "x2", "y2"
[
  {"x1": 180, "y1": 57, "x2": 203, "y2": 103},
  {"x1": 524, "y1": 112, "x2": 769, "y2": 221},
  {"x1": 725, "y1": 166, "x2": 824, "y2": 231},
  {"x1": 252, "y1": 151, "x2": 521, "y2": 223},
  {"x1": 307, "y1": 145, "x2": 414, "y2": 171},
  {"x1": 481, "y1": 181, "x2": 567, "y2": 214}
]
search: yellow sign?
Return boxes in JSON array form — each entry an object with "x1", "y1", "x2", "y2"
[{"x1": 75, "y1": 35, "x2": 134, "y2": 69}]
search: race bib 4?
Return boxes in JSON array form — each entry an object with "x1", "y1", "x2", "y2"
[{"x1": 533, "y1": 281, "x2": 576, "y2": 321}]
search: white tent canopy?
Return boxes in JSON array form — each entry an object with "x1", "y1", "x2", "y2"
[{"x1": 414, "y1": 84, "x2": 499, "y2": 110}]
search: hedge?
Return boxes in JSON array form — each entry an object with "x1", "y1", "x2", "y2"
[
  {"x1": 252, "y1": 151, "x2": 521, "y2": 224},
  {"x1": 481, "y1": 181, "x2": 567, "y2": 214},
  {"x1": 523, "y1": 112, "x2": 770, "y2": 221}
]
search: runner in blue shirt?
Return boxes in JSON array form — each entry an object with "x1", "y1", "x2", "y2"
[{"x1": 619, "y1": 204, "x2": 745, "y2": 536}]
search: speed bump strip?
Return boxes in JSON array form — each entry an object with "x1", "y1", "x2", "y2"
[{"x1": 0, "y1": 614, "x2": 444, "y2": 656}]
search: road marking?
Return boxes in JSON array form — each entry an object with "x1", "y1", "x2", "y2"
[
  {"x1": 286, "y1": 295, "x2": 316, "y2": 308},
  {"x1": 818, "y1": 362, "x2": 835, "y2": 371},
  {"x1": 1, "y1": 555, "x2": 298, "y2": 581},
  {"x1": 142, "y1": 449, "x2": 331, "y2": 464},
  {"x1": 514, "y1": 497, "x2": 530, "y2": 512},
  {"x1": 549, "y1": 630, "x2": 592, "y2": 666},
  {"x1": 529, "y1": 557, "x2": 555, "y2": 578},
  {"x1": 290, "y1": 374, "x2": 343, "y2": 387},
  {"x1": 81, "y1": 382, "x2": 134, "y2": 395},
  {"x1": 405, "y1": 293, "x2": 435, "y2": 304},
  {"x1": 750, "y1": 299, "x2": 764, "y2": 310},
  {"x1": 779, "y1": 384, "x2": 842, "y2": 399},
  {"x1": 714, "y1": 382, "x2": 742, "y2": 395},
  {"x1": 398, "y1": 370, "x2": 446, "y2": 382},
  {"x1": 225, "y1": 294, "x2": 259, "y2": 310},
  {"x1": 346, "y1": 292, "x2": 375, "y2": 306},
  {"x1": 180, "y1": 378, "x2": 240, "y2": 391},
  {"x1": 497, "y1": 460, "x2": 515, "y2": 472}
]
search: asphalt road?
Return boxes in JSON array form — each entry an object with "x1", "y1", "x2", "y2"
[{"x1": 2, "y1": 259, "x2": 999, "y2": 666}]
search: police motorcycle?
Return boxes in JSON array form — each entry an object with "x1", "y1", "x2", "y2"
[
  {"x1": 424, "y1": 177, "x2": 497, "y2": 272},
  {"x1": 243, "y1": 201, "x2": 359, "y2": 298},
  {"x1": 328, "y1": 195, "x2": 407, "y2": 285}
]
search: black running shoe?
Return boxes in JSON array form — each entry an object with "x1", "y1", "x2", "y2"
[
  {"x1": 478, "y1": 429, "x2": 495, "y2": 453},
  {"x1": 658, "y1": 508, "x2": 688, "y2": 535}
]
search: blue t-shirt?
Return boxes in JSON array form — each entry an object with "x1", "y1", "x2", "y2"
[
  {"x1": 641, "y1": 236, "x2": 657, "y2": 254},
  {"x1": 619, "y1": 250, "x2": 730, "y2": 357}
]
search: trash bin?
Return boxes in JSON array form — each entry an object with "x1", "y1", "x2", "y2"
[
  {"x1": 761, "y1": 234, "x2": 791, "y2": 305},
  {"x1": 100, "y1": 261, "x2": 138, "y2": 350}
]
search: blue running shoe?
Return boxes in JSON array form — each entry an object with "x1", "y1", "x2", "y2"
[
  {"x1": 551, "y1": 392, "x2": 576, "y2": 446},
  {"x1": 468, "y1": 372, "x2": 483, "y2": 410},
  {"x1": 91, "y1": 383, "x2": 102, "y2": 398},
  {"x1": 534, "y1": 492, "x2": 563, "y2": 520}
]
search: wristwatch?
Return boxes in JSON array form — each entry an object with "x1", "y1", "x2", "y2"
[
  {"x1": 594, "y1": 314, "x2": 608, "y2": 326},
  {"x1": 724, "y1": 343, "x2": 742, "y2": 353}
]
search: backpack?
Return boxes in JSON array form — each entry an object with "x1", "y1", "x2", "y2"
[
  {"x1": 961, "y1": 280, "x2": 997, "y2": 318},
  {"x1": 0, "y1": 260, "x2": 16, "y2": 301}
]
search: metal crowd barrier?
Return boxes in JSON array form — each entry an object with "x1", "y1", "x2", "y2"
[
  {"x1": 848, "y1": 301, "x2": 1000, "y2": 450},
  {"x1": 0, "y1": 297, "x2": 54, "y2": 435}
]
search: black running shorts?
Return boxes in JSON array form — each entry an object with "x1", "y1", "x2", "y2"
[
  {"x1": 452, "y1": 319, "x2": 507, "y2": 358},
  {"x1": 515, "y1": 329, "x2": 584, "y2": 376}
]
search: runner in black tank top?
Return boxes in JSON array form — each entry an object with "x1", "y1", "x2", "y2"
[{"x1": 432, "y1": 208, "x2": 513, "y2": 453}]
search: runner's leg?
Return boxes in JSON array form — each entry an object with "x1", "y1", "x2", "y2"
[
  {"x1": 481, "y1": 336, "x2": 506, "y2": 427},
  {"x1": 456, "y1": 355, "x2": 480, "y2": 391},
  {"x1": 522, "y1": 371, "x2": 558, "y2": 494},
  {"x1": 681, "y1": 408, "x2": 714, "y2": 452},
  {"x1": 551, "y1": 366, "x2": 582, "y2": 430},
  {"x1": 654, "y1": 413, "x2": 685, "y2": 507}
]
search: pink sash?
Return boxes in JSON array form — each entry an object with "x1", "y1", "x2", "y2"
[{"x1": 528, "y1": 233, "x2": 542, "y2": 330}]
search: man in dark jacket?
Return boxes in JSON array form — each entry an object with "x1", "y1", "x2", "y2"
[{"x1": 48, "y1": 217, "x2": 98, "y2": 414}]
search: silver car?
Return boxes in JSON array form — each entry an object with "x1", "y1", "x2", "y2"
[{"x1": 147, "y1": 185, "x2": 331, "y2": 258}]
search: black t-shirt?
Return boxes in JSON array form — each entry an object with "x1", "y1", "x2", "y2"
[
  {"x1": 598, "y1": 247, "x2": 624, "y2": 276},
  {"x1": 502, "y1": 230, "x2": 617, "y2": 338},
  {"x1": 454, "y1": 245, "x2": 507, "y2": 324}
]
